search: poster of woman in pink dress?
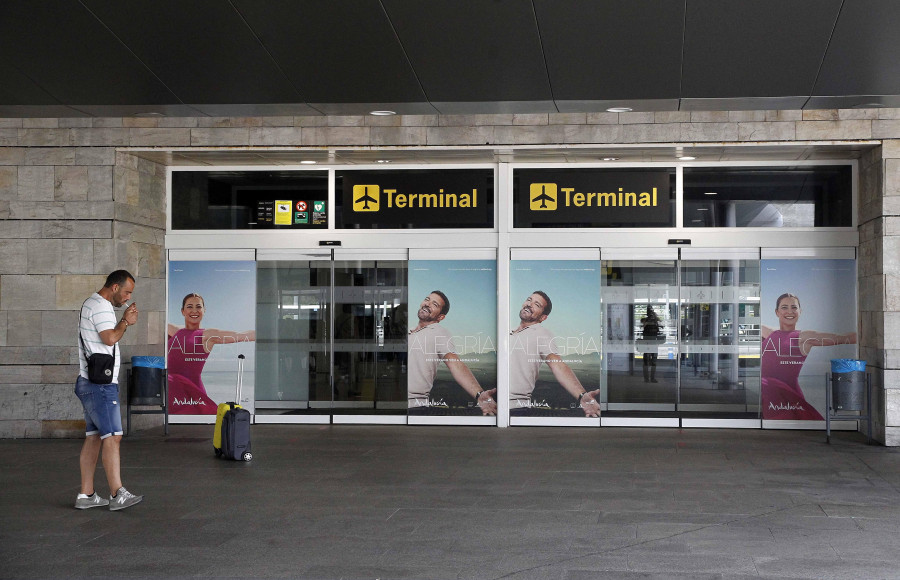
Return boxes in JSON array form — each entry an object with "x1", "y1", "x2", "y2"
[
  {"x1": 167, "y1": 293, "x2": 256, "y2": 414},
  {"x1": 167, "y1": 260, "x2": 257, "y2": 416},
  {"x1": 760, "y1": 259, "x2": 857, "y2": 421}
]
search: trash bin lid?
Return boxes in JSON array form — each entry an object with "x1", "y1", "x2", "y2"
[
  {"x1": 830, "y1": 359, "x2": 865, "y2": 373},
  {"x1": 132, "y1": 356, "x2": 165, "y2": 369}
]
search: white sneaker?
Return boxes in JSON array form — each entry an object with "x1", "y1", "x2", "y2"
[
  {"x1": 109, "y1": 486, "x2": 143, "y2": 511},
  {"x1": 75, "y1": 492, "x2": 109, "y2": 509}
]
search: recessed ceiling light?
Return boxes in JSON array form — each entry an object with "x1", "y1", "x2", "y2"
[
  {"x1": 133, "y1": 111, "x2": 164, "y2": 117},
  {"x1": 602, "y1": 157, "x2": 619, "y2": 161},
  {"x1": 691, "y1": 219, "x2": 703, "y2": 223},
  {"x1": 697, "y1": 208, "x2": 709, "y2": 211},
  {"x1": 377, "y1": 159, "x2": 391, "y2": 163},
  {"x1": 369, "y1": 110, "x2": 397, "y2": 116},
  {"x1": 606, "y1": 107, "x2": 632, "y2": 113},
  {"x1": 678, "y1": 156, "x2": 696, "y2": 161},
  {"x1": 300, "y1": 160, "x2": 317, "y2": 165},
  {"x1": 704, "y1": 191, "x2": 718, "y2": 195}
]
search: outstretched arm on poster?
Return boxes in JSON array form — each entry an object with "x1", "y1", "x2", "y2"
[
  {"x1": 442, "y1": 353, "x2": 496, "y2": 415},
  {"x1": 545, "y1": 355, "x2": 601, "y2": 418},
  {"x1": 797, "y1": 330, "x2": 856, "y2": 356},
  {"x1": 168, "y1": 324, "x2": 256, "y2": 352},
  {"x1": 761, "y1": 327, "x2": 857, "y2": 356},
  {"x1": 200, "y1": 329, "x2": 257, "y2": 351}
]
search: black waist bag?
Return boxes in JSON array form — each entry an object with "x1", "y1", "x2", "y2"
[{"x1": 80, "y1": 334, "x2": 116, "y2": 384}]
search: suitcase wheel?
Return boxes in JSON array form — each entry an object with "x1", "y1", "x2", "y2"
[
  {"x1": 242, "y1": 452, "x2": 253, "y2": 462},
  {"x1": 214, "y1": 447, "x2": 222, "y2": 458}
]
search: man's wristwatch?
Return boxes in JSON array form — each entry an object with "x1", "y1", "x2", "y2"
[{"x1": 474, "y1": 390, "x2": 484, "y2": 401}]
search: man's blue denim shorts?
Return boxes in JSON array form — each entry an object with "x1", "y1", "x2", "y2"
[{"x1": 75, "y1": 375, "x2": 123, "y2": 438}]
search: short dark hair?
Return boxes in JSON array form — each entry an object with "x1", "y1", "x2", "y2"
[
  {"x1": 104, "y1": 270, "x2": 135, "y2": 289},
  {"x1": 533, "y1": 290, "x2": 552, "y2": 316},
  {"x1": 430, "y1": 290, "x2": 450, "y2": 315}
]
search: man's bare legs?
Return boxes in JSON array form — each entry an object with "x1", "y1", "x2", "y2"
[
  {"x1": 79, "y1": 435, "x2": 101, "y2": 495},
  {"x1": 102, "y1": 435, "x2": 123, "y2": 493},
  {"x1": 79, "y1": 434, "x2": 123, "y2": 495}
]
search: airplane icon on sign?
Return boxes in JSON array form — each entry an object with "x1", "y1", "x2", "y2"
[
  {"x1": 352, "y1": 185, "x2": 380, "y2": 211},
  {"x1": 532, "y1": 186, "x2": 554, "y2": 208},
  {"x1": 529, "y1": 183, "x2": 557, "y2": 210}
]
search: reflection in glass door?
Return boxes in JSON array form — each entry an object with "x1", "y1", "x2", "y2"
[
  {"x1": 254, "y1": 251, "x2": 407, "y2": 423},
  {"x1": 602, "y1": 257, "x2": 679, "y2": 421},
  {"x1": 332, "y1": 258, "x2": 407, "y2": 421},
  {"x1": 601, "y1": 250, "x2": 761, "y2": 425},
  {"x1": 679, "y1": 254, "x2": 760, "y2": 423},
  {"x1": 256, "y1": 253, "x2": 331, "y2": 422}
]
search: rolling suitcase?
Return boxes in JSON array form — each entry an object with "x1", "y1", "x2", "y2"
[{"x1": 214, "y1": 354, "x2": 252, "y2": 462}]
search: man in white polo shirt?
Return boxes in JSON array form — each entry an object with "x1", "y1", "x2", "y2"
[
  {"x1": 407, "y1": 290, "x2": 496, "y2": 415},
  {"x1": 509, "y1": 291, "x2": 601, "y2": 417},
  {"x1": 74, "y1": 270, "x2": 143, "y2": 511}
]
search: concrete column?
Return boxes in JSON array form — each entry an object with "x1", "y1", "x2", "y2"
[{"x1": 879, "y1": 141, "x2": 900, "y2": 444}]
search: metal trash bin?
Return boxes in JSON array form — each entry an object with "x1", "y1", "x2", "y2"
[
  {"x1": 126, "y1": 356, "x2": 168, "y2": 435},
  {"x1": 830, "y1": 359, "x2": 866, "y2": 411},
  {"x1": 130, "y1": 356, "x2": 165, "y2": 405}
]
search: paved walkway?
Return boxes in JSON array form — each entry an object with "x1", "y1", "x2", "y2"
[{"x1": 2, "y1": 425, "x2": 900, "y2": 579}]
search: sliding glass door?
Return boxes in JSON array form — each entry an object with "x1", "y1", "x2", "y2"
[{"x1": 255, "y1": 250, "x2": 407, "y2": 423}]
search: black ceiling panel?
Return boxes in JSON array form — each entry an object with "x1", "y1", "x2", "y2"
[
  {"x1": 534, "y1": 0, "x2": 684, "y2": 101},
  {"x1": 82, "y1": 0, "x2": 303, "y2": 105},
  {"x1": 1, "y1": 0, "x2": 900, "y2": 117},
  {"x1": 0, "y1": 62, "x2": 60, "y2": 105},
  {"x1": 682, "y1": 0, "x2": 842, "y2": 99},
  {"x1": 382, "y1": 0, "x2": 552, "y2": 103},
  {"x1": 233, "y1": 0, "x2": 427, "y2": 104},
  {"x1": 814, "y1": 0, "x2": 900, "y2": 96},
  {"x1": 0, "y1": 1, "x2": 178, "y2": 105}
]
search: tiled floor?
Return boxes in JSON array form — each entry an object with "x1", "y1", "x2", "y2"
[{"x1": 3, "y1": 424, "x2": 900, "y2": 579}]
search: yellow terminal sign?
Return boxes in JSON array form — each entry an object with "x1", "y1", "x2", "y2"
[
  {"x1": 354, "y1": 184, "x2": 479, "y2": 211},
  {"x1": 529, "y1": 183, "x2": 557, "y2": 210},
  {"x1": 529, "y1": 183, "x2": 658, "y2": 210},
  {"x1": 353, "y1": 185, "x2": 380, "y2": 211}
]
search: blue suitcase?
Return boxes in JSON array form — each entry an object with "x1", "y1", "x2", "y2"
[{"x1": 214, "y1": 355, "x2": 252, "y2": 462}]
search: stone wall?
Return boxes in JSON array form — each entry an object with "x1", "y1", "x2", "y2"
[
  {"x1": 2, "y1": 110, "x2": 900, "y2": 440},
  {"x1": 0, "y1": 119, "x2": 166, "y2": 437}
]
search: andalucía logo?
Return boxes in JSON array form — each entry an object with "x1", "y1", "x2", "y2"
[{"x1": 173, "y1": 397, "x2": 204, "y2": 406}]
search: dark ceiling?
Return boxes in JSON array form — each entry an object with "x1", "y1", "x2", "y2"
[{"x1": 2, "y1": 0, "x2": 899, "y2": 118}]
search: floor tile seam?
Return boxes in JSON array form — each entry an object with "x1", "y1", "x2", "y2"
[
  {"x1": 852, "y1": 453, "x2": 900, "y2": 498},
  {"x1": 482, "y1": 501, "x2": 838, "y2": 580}
]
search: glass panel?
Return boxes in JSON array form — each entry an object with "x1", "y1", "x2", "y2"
[
  {"x1": 679, "y1": 260, "x2": 761, "y2": 417},
  {"x1": 333, "y1": 261, "x2": 408, "y2": 414},
  {"x1": 255, "y1": 260, "x2": 331, "y2": 415},
  {"x1": 683, "y1": 166, "x2": 852, "y2": 228},
  {"x1": 602, "y1": 261, "x2": 678, "y2": 414},
  {"x1": 171, "y1": 171, "x2": 329, "y2": 230}
]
